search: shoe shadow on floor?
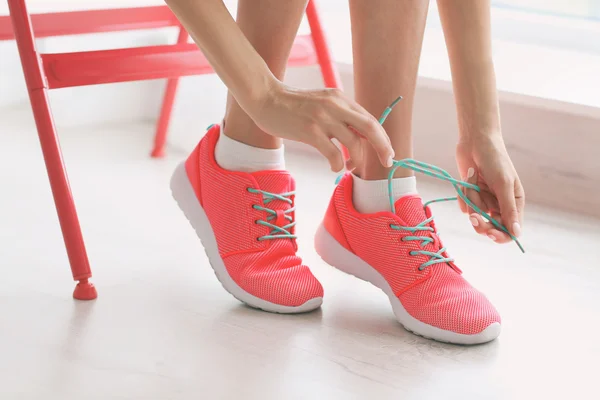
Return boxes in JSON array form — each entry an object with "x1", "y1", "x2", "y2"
[
  {"x1": 221, "y1": 302, "x2": 324, "y2": 325},
  {"x1": 324, "y1": 304, "x2": 502, "y2": 352}
]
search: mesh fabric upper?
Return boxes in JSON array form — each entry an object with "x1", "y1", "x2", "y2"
[
  {"x1": 329, "y1": 174, "x2": 500, "y2": 334},
  {"x1": 190, "y1": 126, "x2": 323, "y2": 306}
]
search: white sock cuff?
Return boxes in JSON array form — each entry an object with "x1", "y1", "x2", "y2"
[
  {"x1": 352, "y1": 174, "x2": 417, "y2": 197},
  {"x1": 351, "y1": 174, "x2": 417, "y2": 214},
  {"x1": 215, "y1": 133, "x2": 285, "y2": 172}
]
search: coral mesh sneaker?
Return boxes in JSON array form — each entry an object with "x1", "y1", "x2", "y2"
[
  {"x1": 171, "y1": 125, "x2": 323, "y2": 313},
  {"x1": 315, "y1": 173, "x2": 501, "y2": 344}
]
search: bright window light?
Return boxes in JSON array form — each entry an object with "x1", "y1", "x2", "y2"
[{"x1": 493, "y1": 0, "x2": 600, "y2": 20}]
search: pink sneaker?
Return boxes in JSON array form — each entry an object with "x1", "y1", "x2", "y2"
[
  {"x1": 315, "y1": 173, "x2": 501, "y2": 344},
  {"x1": 171, "y1": 125, "x2": 323, "y2": 313}
]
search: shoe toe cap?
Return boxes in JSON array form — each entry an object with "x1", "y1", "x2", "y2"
[
  {"x1": 241, "y1": 264, "x2": 324, "y2": 308},
  {"x1": 401, "y1": 278, "x2": 501, "y2": 335}
]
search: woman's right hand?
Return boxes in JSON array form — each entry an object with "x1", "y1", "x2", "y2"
[{"x1": 248, "y1": 81, "x2": 395, "y2": 172}]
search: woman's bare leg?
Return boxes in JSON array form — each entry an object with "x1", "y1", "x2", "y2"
[
  {"x1": 349, "y1": 0, "x2": 429, "y2": 179},
  {"x1": 223, "y1": 0, "x2": 308, "y2": 149}
]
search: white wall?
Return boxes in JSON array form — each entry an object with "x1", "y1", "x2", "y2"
[{"x1": 2, "y1": 9, "x2": 599, "y2": 217}]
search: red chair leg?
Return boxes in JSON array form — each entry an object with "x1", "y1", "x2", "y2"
[
  {"x1": 306, "y1": 0, "x2": 342, "y2": 89},
  {"x1": 8, "y1": 0, "x2": 97, "y2": 300},
  {"x1": 151, "y1": 26, "x2": 189, "y2": 158}
]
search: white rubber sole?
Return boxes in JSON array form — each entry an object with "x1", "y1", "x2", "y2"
[
  {"x1": 314, "y1": 223, "x2": 501, "y2": 344},
  {"x1": 170, "y1": 162, "x2": 322, "y2": 314}
]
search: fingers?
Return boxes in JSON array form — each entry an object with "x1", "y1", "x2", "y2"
[
  {"x1": 458, "y1": 197, "x2": 468, "y2": 214},
  {"x1": 464, "y1": 167, "x2": 488, "y2": 221},
  {"x1": 487, "y1": 228, "x2": 512, "y2": 243},
  {"x1": 329, "y1": 122, "x2": 363, "y2": 170},
  {"x1": 345, "y1": 158, "x2": 356, "y2": 171},
  {"x1": 457, "y1": 169, "x2": 469, "y2": 214},
  {"x1": 495, "y1": 178, "x2": 522, "y2": 238},
  {"x1": 469, "y1": 214, "x2": 512, "y2": 243},
  {"x1": 336, "y1": 104, "x2": 394, "y2": 168},
  {"x1": 305, "y1": 89, "x2": 394, "y2": 169},
  {"x1": 314, "y1": 135, "x2": 345, "y2": 172},
  {"x1": 463, "y1": 167, "x2": 511, "y2": 243},
  {"x1": 515, "y1": 179, "x2": 525, "y2": 228},
  {"x1": 345, "y1": 100, "x2": 392, "y2": 144}
]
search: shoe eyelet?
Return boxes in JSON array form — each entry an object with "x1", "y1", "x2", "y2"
[
  {"x1": 400, "y1": 237, "x2": 406, "y2": 242},
  {"x1": 409, "y1": 251, "x2": 417, "y2": 256}
]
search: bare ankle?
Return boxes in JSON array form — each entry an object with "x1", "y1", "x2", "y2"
[
  {"x1": 223, "y1": 110, "x2": 281, "y2": 150},
  {"x1": 355, "y1": 159, "x2": 413, "y2": 180}
]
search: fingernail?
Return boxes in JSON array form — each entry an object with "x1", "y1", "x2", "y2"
[
  {"x1": 386, "y1": 156, "x2": 393, "y2": 168},
  {"x1": 467, "y1": 168, "x2": 475, "y2": 179},
  {"x1": 487, "y1": 234, "x2": 497, "y2": 241},
  {"x1": 469, "y1": 215, "x2": 479, "y2": 227},
  {"x1": 512, "y1": 222, "x2": 522, "y2": 238}
]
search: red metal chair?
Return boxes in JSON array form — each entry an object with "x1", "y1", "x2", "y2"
[{"x1": 1, "y1": 0, "x2": 341, "y2": 300}]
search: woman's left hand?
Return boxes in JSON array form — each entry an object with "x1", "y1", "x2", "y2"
[{"x1": 455, "y1": 134, "x2": 525, "y2": 243}]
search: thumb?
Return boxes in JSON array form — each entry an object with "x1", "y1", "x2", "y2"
[{"x1": 314, "y1": 136, "x2": 345, "y2": 173}]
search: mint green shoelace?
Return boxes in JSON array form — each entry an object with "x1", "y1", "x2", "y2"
[
  {"x1": 392, "y1": 216, "x2": 454, "y2": 271},
  {"x1": 377, "y1": 96, "x2": 525, "y2": 256},
  {"x1": 207, "y1": 122, "x2": 295, "y2": 241},
  {"x1": 247, "y1": 188, "x2": 297, "y2": 241}
]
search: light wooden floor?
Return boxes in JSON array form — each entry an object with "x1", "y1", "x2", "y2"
[{"x1": 1, "y1": 109, "x2": 599, "y2": 400}]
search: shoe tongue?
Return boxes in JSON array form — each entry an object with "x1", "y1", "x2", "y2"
[
  {"x1": 252, "y1": 170, "x2": 294, "y2": 193},
  {"x1": 394, "y1": 195, "x2": 427, "y2": 226}
]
